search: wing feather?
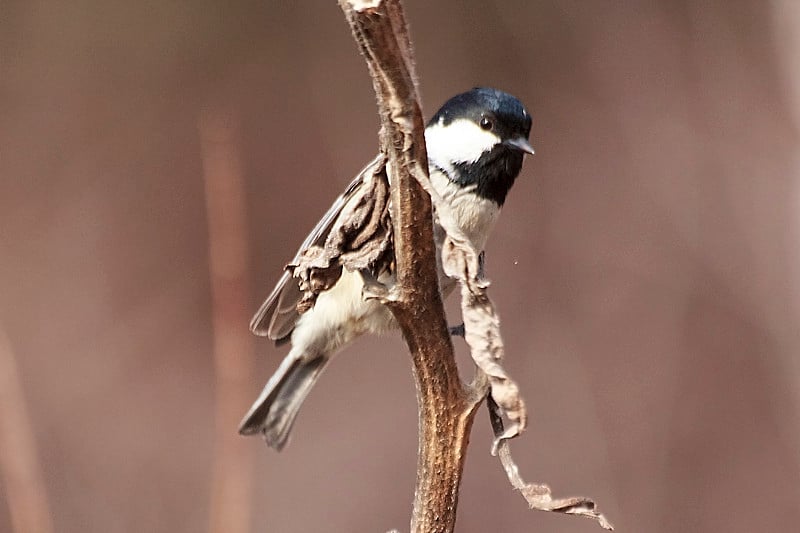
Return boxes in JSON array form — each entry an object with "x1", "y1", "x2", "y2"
[{"x1": 249, "y1": 154, "x2": 384, "y2": 340}]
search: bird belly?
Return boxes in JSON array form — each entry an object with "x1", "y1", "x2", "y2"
[
  {"x1": 289, "y1": 269, "x2": 396, "y2": 359},
  {"x1": 429, "y1": 169, "x2": 500, "y2": 251}
]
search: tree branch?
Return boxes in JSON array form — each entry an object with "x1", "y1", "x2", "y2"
[
  {"x1": 339, "y1": 2, "x2": 479, "y2": 532},
  {"x1": 338, "y1": 2, "x2": 613, "y2": 532}
]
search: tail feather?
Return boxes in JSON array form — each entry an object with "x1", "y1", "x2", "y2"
[{"x1": 239, "y1": 353, "x2": 329, "y2": 451}]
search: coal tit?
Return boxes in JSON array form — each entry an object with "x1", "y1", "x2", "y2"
[{"x1": 239, "y1": 87, "x2": 534, "y2": 450}]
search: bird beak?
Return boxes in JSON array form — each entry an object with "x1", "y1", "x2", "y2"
[{"x1": 504, "y1": 137, "x2": 535, "y2": 155}]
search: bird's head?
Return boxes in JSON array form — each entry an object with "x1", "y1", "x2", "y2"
[{"x1": 425, "y1": 87, "x2": 533, "y2": 206}]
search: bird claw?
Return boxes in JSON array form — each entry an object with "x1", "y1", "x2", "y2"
[
  {"x1": 360, "y1": 269, "x2": 399, "y2": 303},
  {"x1": 448, "y1": 323, "x2": 465, "y2": 337}
]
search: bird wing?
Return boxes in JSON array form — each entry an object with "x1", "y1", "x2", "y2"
[{"x1": 250, "y1": 154, "x2": 384, "y2": 341}]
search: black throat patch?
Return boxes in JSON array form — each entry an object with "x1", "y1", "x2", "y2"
[{"x1": 446, "y1": 146, "x2": 524, "y2": 206}]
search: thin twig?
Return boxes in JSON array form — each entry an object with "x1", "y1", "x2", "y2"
[
  {"x1": 0, "y1": 326, "x2": 54, "y2": 533},
  {"x1": 199, "y1": 108, "x2": 256, "y2": 533}
]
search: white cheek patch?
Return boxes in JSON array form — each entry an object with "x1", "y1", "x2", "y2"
[{"x1": 425, "y1": 118, "x2": 500, "y2": 165}]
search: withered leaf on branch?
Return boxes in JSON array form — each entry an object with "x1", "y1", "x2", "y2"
[
  {"x1": 413, "y1": 153, "x2": 613, "y2": 531},
  {"x1": 487, "y1": 397, "x2": 615, "y2": 530},
  {"x1": 289, "y1": 155, "x2": 394, "y2": 313},
  {"x1": 442, "y1": 236, "x2": 527, "y2": 442}
]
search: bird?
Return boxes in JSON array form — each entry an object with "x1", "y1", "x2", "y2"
[{"x1": 239, "y1": 87, "x2": 534, "y2": 450}]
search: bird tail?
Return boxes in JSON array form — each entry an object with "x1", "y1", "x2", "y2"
[{"x1": 238, "y1": 352, "x2": 329, "y2": 451}]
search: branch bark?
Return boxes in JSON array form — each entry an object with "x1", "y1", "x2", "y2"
[{"x1": 339, "y1": 2, "x2": 480, "y2": 532}]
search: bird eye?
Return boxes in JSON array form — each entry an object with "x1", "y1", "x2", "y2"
[{"x1": 480, "y1": 117, "x2": 493, "y2": 130}]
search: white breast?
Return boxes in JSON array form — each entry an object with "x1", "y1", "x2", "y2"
[{"x1": 428, "y1": 167, "x2": 500, "y2": 252}]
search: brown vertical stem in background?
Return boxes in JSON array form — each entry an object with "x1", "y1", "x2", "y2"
[
  {"x1": 339, "y1": 2, "x2": 482, "y2": 532},
  {"x1": 199, "y1": 108, "x2": 255, "y2": 533},
  {"x1": 0, "y1": 327, "x2": 54, "y2": 533}
]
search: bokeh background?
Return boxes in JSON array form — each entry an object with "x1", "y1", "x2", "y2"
[{"x1": 2, "y1": 1, "x2": 800, "y2": 532}]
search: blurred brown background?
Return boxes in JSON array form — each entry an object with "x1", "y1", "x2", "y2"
[{"x1": 2, "y1": 1, "x2": 800, "y2": 532}]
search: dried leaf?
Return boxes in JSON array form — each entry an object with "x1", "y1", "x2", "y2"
[
  {"x1": 289, "y1": 159, "x2": 393, "y2": 312},
  {"x1": 335, "y1": 166, "x2": 392, "y2": 270},
  {"x1": 487, "y1": 397, "x2": 615, "y2": 530},
  {"x1": 410, "y1": 154, "x2": 613, "y2": 530},
  {"x1": 454, "y1": 253, "x2": 527, "y2": 439},
  {"x1": 430, "y1": 190, "x2": 528, "y2": 439}
]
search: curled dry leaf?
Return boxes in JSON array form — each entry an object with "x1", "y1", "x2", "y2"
[
  {"x1": 414, "y1": 149, "x2": 613, "y2": 531},
  {"x1": 289, "y1": 157, "x2": 394, "y2": 313},
  {"x1": 447, "y1": 240, "x2": 527, "y2": 441},
  {"x1": 488, "y1": 397, "x2": 615, "y2": 530}
]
